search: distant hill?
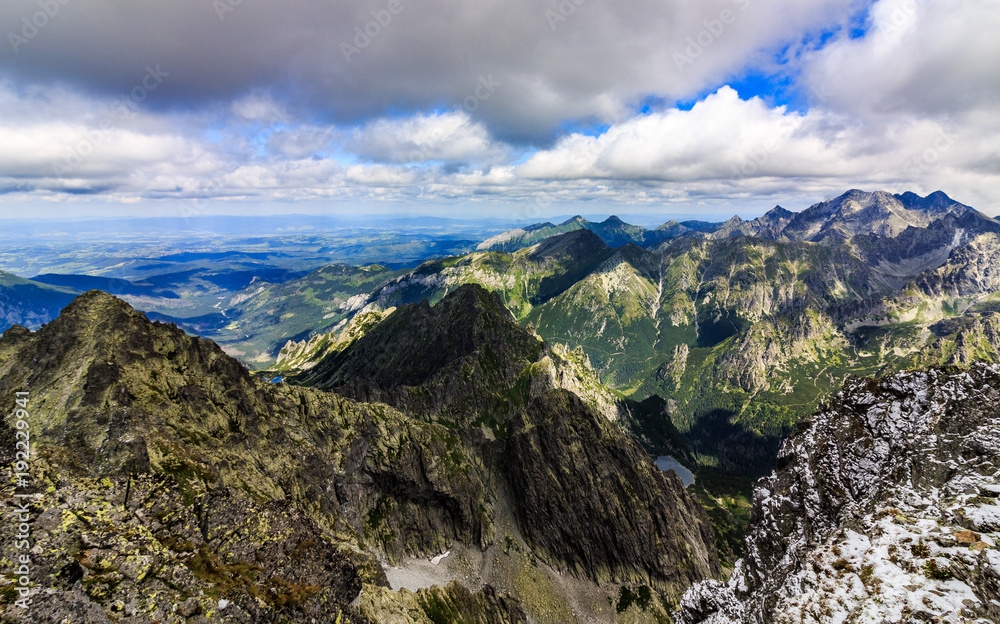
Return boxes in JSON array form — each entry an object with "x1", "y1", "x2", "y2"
[
  {"x1": 476, "y1": 215, "x2": 699, "y2": 252},
  {"x1": 0, "y1": 271, "x2": 78, "y2": 331},
  {"x1": 32, "y1": 273, "x2": 181, "y2": 299}
]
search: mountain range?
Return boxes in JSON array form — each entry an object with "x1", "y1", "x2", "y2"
[
  {"x1": 259, "y1": 190, "x2": 1000, "y2": 477},
  {"x1": 3, "y1": 188, "x2": 1000, "y2": 622},
  {"x1": 7, "y1": 189, "x2": 1000, "y2": 478},
  {"x1": 0, "y1": 287, "x2": 716, "y2": 622},
  {"x1": 475, "y1": 190, "x2": 976, "y2": 252}
]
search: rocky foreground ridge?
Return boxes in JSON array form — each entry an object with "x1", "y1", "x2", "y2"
[
  {"x1": 677, "y1": 362, "x2": 1000, "y2": 623},
  {"x1": 0, "y1": 288, "x2": 718, "y2": 622}
]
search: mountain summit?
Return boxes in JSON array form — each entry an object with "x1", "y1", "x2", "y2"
[
  {"x1": 776, "y1": 189, "x2": 972, "y2": 242},
  {"x1": 1, "y1": 289, "x2": 719, "y2": 621}
]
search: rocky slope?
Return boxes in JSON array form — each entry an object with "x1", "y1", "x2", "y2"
[
  {"x1": 0, "y1": 289, "x2": 718, "y2": 622},
  {"x1": 476, "y1": 217, "x2": 589, "y2": 252},
  {"x1": 677, "y1": 362, "x2": 1000, "y2": 623},
  {"x1": 272, "y1": 307, "x2": 397, "y2": 374},
  {"x1": 292, "y1": 279, "x2": 666, "y2": 433},
  {"x1": 504, "y1": 390, "x2": 715, "y2": 587},
  {"x1": 0, "y1": 291, "x2": 498, "y2": 622}
]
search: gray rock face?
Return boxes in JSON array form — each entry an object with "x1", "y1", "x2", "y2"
[
  {"x1": 704, "y1": 190, "x2": 985, "y2": 246},
  {"x1": 295, "y1": 283, "x2": 544, "y2": 428},
  {"x1": 677, "y1": 362, "x2": 1000, "y2": 623},
  {"x1": 778, "y1": 189, "x2": 974, "y2": 243},
  {"x1": 708, "y1": 206, "x2": 794, "y2": 240},
  {"x1": 297, "y1": 283, "x2": 720, "y2": 592},
  {"x1": 504, "y1": 390, "x2": 718, "y2": 595},
  {"x1": 916, "y1": 234, "x2": 1000, "y2": 298}
]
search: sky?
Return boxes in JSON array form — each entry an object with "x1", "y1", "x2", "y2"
[{"x1": 0, "y1": 0, "x2": 998, "y2": 220}]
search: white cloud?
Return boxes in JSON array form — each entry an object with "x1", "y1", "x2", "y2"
[
  {"x1": 346, "y1": 112, "x2": 508, "y2": 165},
  {"x1": 517, "y1": 86, "x2": 1000, "y2": 211},
  {"x1": 2, "y1": 80, "x2": 1000, "y2": 216},
  {"x1": 344, "y1": 165, "x2": 417, "y2": 187},
  {"x1": 801, "y1": 0, "x2": 1000, "y2": 118}
]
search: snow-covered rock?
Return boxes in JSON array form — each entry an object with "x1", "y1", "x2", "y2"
[{"x1": 679, "y1": 362, "x2": 1000, "y2": 623}]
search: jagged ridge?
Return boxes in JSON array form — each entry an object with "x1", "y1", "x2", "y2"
[{"x1": 678, "y1": 362, "x2": 1000, "y2": 623}]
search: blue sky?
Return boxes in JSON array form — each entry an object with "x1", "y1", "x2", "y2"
[{"x1": 1, "y1": 0, "x2": 998, "y2": 220}]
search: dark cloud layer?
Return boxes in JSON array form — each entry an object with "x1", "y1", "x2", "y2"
[{"x1": 2, "y1": 0, "x2": 857, "y2": 141}]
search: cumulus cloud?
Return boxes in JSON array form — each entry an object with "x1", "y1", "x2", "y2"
[
  {"x1": 801, "y1": 0, "x2": 1000, "y2": 119},
  {"x1": 518, "y1": 86, "x2": 1000, "y2": 210},
  {"x1": 345, "y1": 112, "x2": 508, "y2": 165},
  {"x1": 519, "y1": 87, "x2": 929, "y2": 182},
  {"x1": 1, "y1": 0, "x2": 999, "y2": 217}
]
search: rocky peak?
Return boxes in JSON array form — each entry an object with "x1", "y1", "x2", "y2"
[
  {"x1": 779, "y1": 189, "x2": 980, "y2": 242},
  {"x1": 895, "y1": 189, "x2": 966, "y2": 213},
  {"x1": 765, "y1": 205, "x2": 792, "y2": 218},
  {"x1": 559, "y1": 215, "x2": 588, "y2": 226},
  {"x1": 42, "y1": 288, "x2": 144, "y2": 331},
  {"x1": 526, "y1": 228, "x2": 608, "y2": 262},
  {"x1": 678, "y1": 362, "x2": 1000, "y2": 622},
  {"x1": 295, "y1": 283, "x2": 540, "y2": 399},
  {"x1": 287, "y1": 283, "x2": 720, "y2": 593}
]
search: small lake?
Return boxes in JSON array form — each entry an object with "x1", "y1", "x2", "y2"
[{"x1": 655, "y1": 456, "x2": 694, "y2": 487}]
